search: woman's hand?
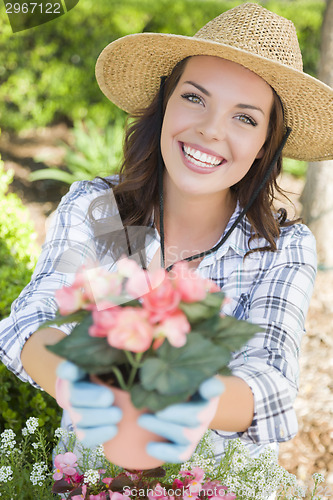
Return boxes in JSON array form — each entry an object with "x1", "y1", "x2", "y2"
[
  {"x1": 138, "y1": 377, "x2": 224, "y2": 463},
  {"x1": 55, "y1": 361, "x2": 122, "y2": 448}
]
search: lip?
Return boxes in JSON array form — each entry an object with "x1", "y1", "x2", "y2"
[{"x1": 179, "y1": 142, "x2": 226, "y2": 175}]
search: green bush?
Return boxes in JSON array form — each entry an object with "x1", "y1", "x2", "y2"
[
  {"x1": 0, "y1": 155, "x2": 61, "y2": 439},
  {"x1": 30, "y1": 118, "x2": 124, "y2": 184},
  {"x1": 0, "y1": 0, "x2": 325, "y2": 133}
]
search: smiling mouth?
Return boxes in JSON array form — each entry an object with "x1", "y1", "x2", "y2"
[{"x1": 181, "y1": 143, "x2": 225, "y2": 169}]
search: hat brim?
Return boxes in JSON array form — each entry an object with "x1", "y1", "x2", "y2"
[{"x1": 95, "y1": 32, "x2": 333, "y2": 161}]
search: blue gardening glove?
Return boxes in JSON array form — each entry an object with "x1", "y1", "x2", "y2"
[
  {"x1": 137, "y1": 377, "x2": 224, "y2": 463},
  {"x1": 55, "y1": 361, "x2": 122, "y2": 448}
]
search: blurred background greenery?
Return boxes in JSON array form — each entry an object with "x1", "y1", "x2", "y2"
[{"x1": 0, "y1": 0, "x2": 326, "y2": 179}]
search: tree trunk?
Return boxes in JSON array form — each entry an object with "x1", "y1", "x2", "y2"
[{"x1": 301, "y1": 0, "x2": 333, "y2": 267}]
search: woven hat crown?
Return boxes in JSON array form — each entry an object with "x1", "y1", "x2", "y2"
[{"x1": 194, "y1": 3, "x2": 303, "y2": 71}]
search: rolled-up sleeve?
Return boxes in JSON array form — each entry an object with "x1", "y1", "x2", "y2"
[
  {"x1": 0, "y1": 180, "x2": 109, "y2": 387},
  {"x1": 216, "y1": 225, "x2": 317, "y2": 444}
]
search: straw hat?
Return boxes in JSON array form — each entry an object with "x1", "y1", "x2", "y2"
[{"x1": 95, "y1": 2, "x2": 333, "y2": 161}]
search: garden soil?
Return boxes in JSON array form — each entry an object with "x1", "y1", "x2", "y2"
[{"x1": 0, "y1": 126, "x2": 332, "y2": 494}]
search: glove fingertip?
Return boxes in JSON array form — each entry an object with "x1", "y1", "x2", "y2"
[
  {"x1": 79, "y1": 425, "x2": 118, "y2": 448},
  {"x1": 57, "y1": 361, "x2": 86, "y2": 381},
  {"x1": 199, "y1": 377, "x2": 224, "y2": 399}
]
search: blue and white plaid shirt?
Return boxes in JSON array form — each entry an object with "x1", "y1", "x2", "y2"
[{"x1": 0, "y1": 177, "x2": 317, "y2": 458}]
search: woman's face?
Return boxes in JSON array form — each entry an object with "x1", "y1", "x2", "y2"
[{"x1": 160, "y1": 56, "x2": 273, "y2": 199}]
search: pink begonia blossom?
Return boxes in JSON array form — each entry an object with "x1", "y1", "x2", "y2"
[
  {"x1": 53, "y1": 452, "x2": 78, "y2": 480},
  {"x1": 110, "y1": 492, "x2": 131, "y2": 500},
  {"x1": 205, "y1": 279, "x2": 221, "y2": 293},
  {"x1": 79, "y1": 266, "x2": 123, "y2": 305},
  {"x1": 169, "y1": 262, "x2": 207, "y2": 303},
  {"x1": 147, "y1": 482, "x2": 172, "y2": 500},
  {"x1": 55, "y1": 286, "x2": 85, "y2": 316},
  {"x1": 187, "y1": 467, "x2": 205, "y2": 492},
  {"x1": 201, "y1": 481, "x2": 236, "y2": 500},
  {"x1": 89, "y1": 306, "x2": 122, "y2": 337},
  {"x1": 117, "y1": 256, "x2": 142, "y2": 278},
  {"x1": 102, "y1": 477, "x2": 113, "y2": 487},
  {"x1": 153, "y1": 310, "x2": 190, "y2": 348},
  {"x1": 71, "y1": 483, "x2": 87, "y2": 500},
  {"x1": 142, "y1": 271, "x2": 181, "y2": 323},
  {"x1": 107, "y1": 307, "x2": 154, "y2": 352},
  {"x1": 126, "y1": 267, "x2": 157, "y2": 299}
]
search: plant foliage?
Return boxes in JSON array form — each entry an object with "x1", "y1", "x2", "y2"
[{"x1": 0, "y1": 152, "x2": 61, "y2": 439}]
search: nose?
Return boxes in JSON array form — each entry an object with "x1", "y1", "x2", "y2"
[{"x1": 196, "y1": 108, "x2": 226, "y2": 142}]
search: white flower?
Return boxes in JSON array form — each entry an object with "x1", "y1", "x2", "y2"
[
  {"x1": 0, "y1": 429, "x2": 16, "y2": 453},
  {"x1": 0, "y1": 466, "x2": 13, "y2": 482},
  {"x1": 54, "y1": 427, "x2": 69, "y2": 439},
  {"x1": 32, "y1": 443, "x2": 39, "y2": 449},
  {"x1": 312, "y1": 472, "x2": 325, "y2": 483},
  {"x1": 84, "y1": 469, "x2": 100, "y2": 485},
  {"x1": 30, "y1": 461, "x2": 48, "y2": 485},
  {"x1": 25, "y1": 417, "x2": 39, "y2": 435}
]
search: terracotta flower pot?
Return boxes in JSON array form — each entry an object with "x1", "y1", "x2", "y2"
[{"x1": 92, "y1": 378, "x2": 166, "y2": 470}]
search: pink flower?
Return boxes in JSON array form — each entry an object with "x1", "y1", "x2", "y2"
[
  {"x1": 55, "y1": 285, "x2": 85, "y2": 316},
  {"x1": 102, "y1": 477, "x2": 113, "y2": 487},
  {"x1": 107, "y1": 307, "x2": 154, "y2": 352},
  {"x1": 170, "y1": 262, "x2": 207, "y2": 303},
  {"x1": 142, "y1": 271, "x2": 181, "y2": 323},
  {"x1": 89, "y1": 306, "x2": 122, "y2": 337},
  {"x1": 71, "y1": 484, "x2": 87, "y2": 500},
  {"x1": 147, "y1": 483, "x2": 170, "y2": 500},
  {"x1": 80, "y1": 267, "x2": 122, "y2": 305},
  {"x1": 117, "y1": 256, "x2": 142, "y2": 278},
  {"x1": 109, "y1": 492, "x2": 131, "y2": 500},
  {"x1": 201, "y1": 481, "x2": 236, "y2": 500},
  {"x1": 153, "y1": 310, "x2": 190, "y2": 347},
  {"x1": 205, "y1": 279, "x2": 221, "y2": 293},
  {"x1": 53, "y1": 452, "x2": 78, "y2": 480},
  {"x1": 126, "y1": 267, "x2": 161, "y2": 299}
]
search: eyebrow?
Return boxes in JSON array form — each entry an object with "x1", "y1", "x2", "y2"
[
  {"x1": 184, "y1": 81, "x2": 211, "y2": 96},
  {"x1": 183, "y1": 80, "x2": 265, "y2": 115}
]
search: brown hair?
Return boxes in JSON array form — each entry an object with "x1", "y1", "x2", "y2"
[{"x1": 90, "y1": 57, "x2": 299, "y2": 260}]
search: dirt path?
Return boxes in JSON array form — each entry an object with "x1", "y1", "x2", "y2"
[{"x1": 1, "y1": 126, "x2": 332, "y2": 493}]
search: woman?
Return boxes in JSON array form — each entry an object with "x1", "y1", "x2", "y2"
[{"x1": 1, "y1": 3, "x2": 333, "y2": 465}]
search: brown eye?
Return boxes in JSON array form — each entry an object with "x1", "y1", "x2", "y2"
[
  {"x1": 236, "y1": 114, "x2": 257, "y2": 126},
  {"x1": 181, "y1": 93, "x2": 203, "y2": 105}
]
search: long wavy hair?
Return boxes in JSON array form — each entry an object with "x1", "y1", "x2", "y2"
[{"x1": 89, "y1": 57, "x2": 299, "y2": 261}]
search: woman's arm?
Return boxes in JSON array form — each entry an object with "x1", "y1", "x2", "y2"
[
  {"x1": 21, "y1": 327, "x2": 66, "y2": 398},
  {"x1": 209, "y1": 375, "x2": 254, "y2": 432}
]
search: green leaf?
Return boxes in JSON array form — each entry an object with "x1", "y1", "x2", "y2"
[
  {"x1": 46, "y1": 315, "x2": 126, "y2": 374},
  {"x1": 179, "y1": 291, "x2": 225, "y2": 324},
  {"x1": 212, "y1": 316, "x2": 261, "y2": 352},
  {"x1": 140, "y1": 333, "x2": 230, "y2": 396},
  {"x1": 192, "y1": 314, "x2": 261, "y2": 352},
  {"x1": 130, "y1": 383, "x2": 193, "y2": 412},
  {"x1": 39, "y1": 309, "x2": 90, "y2": 329}
]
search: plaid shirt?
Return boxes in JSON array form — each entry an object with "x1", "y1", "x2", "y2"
[{"x1": 0, "y1": 178, "x2": 317, "y2": 457}]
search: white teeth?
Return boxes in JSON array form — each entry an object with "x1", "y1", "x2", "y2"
[{"x1": 183, "y1": 144, "x2": 222, "y2": 168}]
